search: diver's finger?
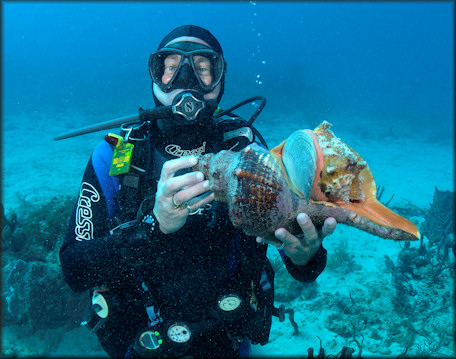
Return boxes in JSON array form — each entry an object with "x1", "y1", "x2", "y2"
[
  {"x1": 321, "y1": 217, "x2": 337, "y2": 238},
  {"x1": 297, "y1": 213, "x2": 318, "y2": 242},
  {"x1": 186, "y1": 189, "x2": 215, "y2": 211},
  {"x1": 160, "y1": 156, "x2": 198, "y2": 183},
  {"x1": 175, "y1": 180, "x2": 211, "y2": 205},
  {"x1": 274, "y1": 227, "x2": 299, "y2": 249},
  {"x1": 256, "y1": 236, "x2": 282, "y2": 247},
  {"x1": 163, "y1": 171, "x2": 205, "y2": 199}
]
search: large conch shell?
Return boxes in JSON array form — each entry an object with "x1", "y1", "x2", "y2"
[{"x1": 196, "y1": 121, "x2": 420, "y2": 241}]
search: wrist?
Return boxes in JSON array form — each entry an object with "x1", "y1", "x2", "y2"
[{"x1": 152, "y1": 207, "x2": 181, "y2": 234}]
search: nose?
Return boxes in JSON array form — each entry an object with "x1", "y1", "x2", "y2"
[{"x1": 171, "y1": 63, "x2": 199, "y2": 90}]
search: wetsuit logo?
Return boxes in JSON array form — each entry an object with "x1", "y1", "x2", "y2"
[
  {"x1": 165, "y1": 141, "x2": 206, "y2": 157},
  {"x1": 75, "y1": 182, "x2": 100, "y2": 241}
]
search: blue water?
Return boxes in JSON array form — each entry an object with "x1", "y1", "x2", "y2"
[
  {"x1": 3, "y1": 2, "x2": 453, "y2": 140},
  {"x1": 2, "y1": 2, "x2": 454, "y2": 357}
]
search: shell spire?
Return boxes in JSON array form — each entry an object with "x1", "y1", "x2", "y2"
[{"x1": 313, "y1": 121, "x2": 367, "y2": 203}]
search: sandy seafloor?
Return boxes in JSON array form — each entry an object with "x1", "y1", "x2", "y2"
[{"x1": 2, "y1": 109, "x2": 454, "y2": 358}]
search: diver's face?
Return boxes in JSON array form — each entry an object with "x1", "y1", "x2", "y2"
[
  {"x1": 152, "y1": 36, "x2": 222, "y2": 106},
  {"x1": 162, "y1": 54, "x2": 213, "y2": 86}
]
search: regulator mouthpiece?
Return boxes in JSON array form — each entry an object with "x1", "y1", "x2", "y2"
[{"x1": 172, "y1": 92, "x2": 207, "y2": 124}]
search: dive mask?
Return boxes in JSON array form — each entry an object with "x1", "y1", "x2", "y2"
[{"x1": 149, "y1": 47, "x2": 225, "y2": 94}]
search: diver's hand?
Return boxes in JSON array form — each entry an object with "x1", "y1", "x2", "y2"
[
  {"x1": 256, "y1": 213, "x2": 337, "y2": 266},
  {"x1": 153, "y1": 156, "x2": 214, "y2": 234}
]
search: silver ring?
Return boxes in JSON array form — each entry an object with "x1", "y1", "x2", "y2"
[
  {"x1": 276, "y1": 242, "x2": 285, "y2": 250},
  {"x1": 172, "y1": 196, "x2": 183, "y2": 209},
  {"x1": 185, "y1": 203, "x2": 202, "y2": 216},
  {"x1": 185, "y1": 203, "x2": 192, "y2": 213}
]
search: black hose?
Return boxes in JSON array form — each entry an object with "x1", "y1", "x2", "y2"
[
  {"x1": 214, "y1": 96, "x2": 266, "y2": 125},
  {"x1": 251, "y1": 125, "x2": 268, "y2": 149},
  {"x1": 214, "y1": 96, "x2": 268, "y2": 148}
]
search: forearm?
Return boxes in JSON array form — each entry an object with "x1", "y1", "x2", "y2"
[
  {"x1": 60, "y1": 211, "x2": 170, "y2": 293},
  {"x1": 60, "y1": 229, "x2": 135, "y2": 292}
]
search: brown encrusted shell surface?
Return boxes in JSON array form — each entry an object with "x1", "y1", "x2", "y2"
[
  {"x1": 197, "y1": 144, "x2": 302, "y2": 237},
  {"x1": 313, "y1": 121, "x2": 367, "y2": 203}
]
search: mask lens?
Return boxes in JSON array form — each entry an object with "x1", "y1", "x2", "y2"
[
  {"x1": 191, "y1": 51, "x2": 224, "y2": 91},
  {"x1": 149, "y1": 49, "x2": 224, "y2": 93},
  {"x1": 149, "y1": 51, "x2": 183, "y2": 90}
]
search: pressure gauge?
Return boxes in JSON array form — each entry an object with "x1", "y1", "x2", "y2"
[
  {"x1": 167, "y1": 323, "x2": 192, "y2": 343},
  {"x1": 139, "y1": 330, "x2": 162, "y2": 350},
  {"x1": 92, "y1": 292, "x2": 109, "y2": 319},
  {"x1": 218, "y1": 294, "x2": 242, "y2": 312}
]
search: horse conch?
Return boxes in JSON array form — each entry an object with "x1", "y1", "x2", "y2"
[{"x1": 195, "y1": 121, "x2": 420, "y2": 241}]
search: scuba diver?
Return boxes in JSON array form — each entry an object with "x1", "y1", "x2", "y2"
[{"x1": 59, "y1": 25, "x2": 337, "y2": 358}]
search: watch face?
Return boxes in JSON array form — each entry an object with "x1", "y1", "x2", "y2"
[
  {"x1": 167, "y1": 323, "x2": 191, "y2": 343},
  {"x1": 218, "y1": 294, "x2": 242, "y2": 312}
]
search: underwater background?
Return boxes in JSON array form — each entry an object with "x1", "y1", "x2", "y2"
[{"x1": 2, "y1": 1, "x2": 454, "y2": 357}]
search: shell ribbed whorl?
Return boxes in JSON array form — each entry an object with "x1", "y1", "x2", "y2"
[
  {"x1": 196, "y1": 143, "x2": 301, "y2": 237},
  {"x1": 226, "y1": 144, "x2": 300, "y2": 237}
]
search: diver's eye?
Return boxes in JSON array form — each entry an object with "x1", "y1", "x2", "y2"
[
  {"x1": 165, "y1": 66, "x2": 178, "y2": 73},
  {"x1": 197, "y1": 67, "x2": 209, "y2": 74}
]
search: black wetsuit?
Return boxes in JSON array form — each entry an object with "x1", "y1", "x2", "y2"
[{"x1": 59, "y1": 120, "x2": 327, "y2": 358}]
